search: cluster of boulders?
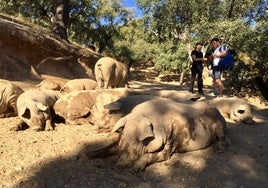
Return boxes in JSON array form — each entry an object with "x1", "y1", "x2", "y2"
[{"x1": 0, "y1": 57, "x2": 254, "y2": 171}]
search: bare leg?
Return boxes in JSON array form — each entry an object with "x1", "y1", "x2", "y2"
[
  {"x1": 212, "y1": 79, "x2": 218, "y2": 96},
  {"x1": 215, "y1": 78, "x2": 224, "y2": 97}
]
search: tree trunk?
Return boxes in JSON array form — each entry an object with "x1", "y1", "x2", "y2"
[
  {"x1": 51, "y1": 0, "x2": 70, "y2": 41},
  {"x1": 228, "y1": 0, "x2": 236, "y2": 19},
  {"x1": 178, "y1": 72, "x2": 184, "y2": 85}
]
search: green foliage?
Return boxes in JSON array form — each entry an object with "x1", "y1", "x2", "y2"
[
  {"x1": 68, "y1": 0, "x2": 134, "y2": 52},
  {"x1": 0, "y1": 0, "x2": 134, "y2": 52},
  {"x1": 0, "y1": 0, "x2": 53, "y2": 26},
  {"x1": 136, "y1": 0, "x2": 268, "y2": 96},
  {"x1": 113, "y1": 19, "x2": 189, "y2": 73},
  {"x1": 153, "y1": 42, "x2": 188, "y2": 74}
]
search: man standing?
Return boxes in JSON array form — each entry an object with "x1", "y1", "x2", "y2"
[
  {"x1": 189, "y1": 42, "x2": 207, "y2": 94},
  {"x1": 210, "y1": 38, "x2": 228, "y2": 97}
]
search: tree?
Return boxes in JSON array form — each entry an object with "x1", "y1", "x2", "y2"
[
  {"x1": 0, "y1": 0, "x2": 133, "y2": 50},
  {"x1": 0, "y1": 0, "x2": 53, "y2": 26},
  {"x1": 51, "y1": 0, "x2": 70, "y2": 41},
  {"x1": 67, "y1": 0, "x2": 134, "y2": 53}
]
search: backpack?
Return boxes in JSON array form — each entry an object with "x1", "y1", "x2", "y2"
[{"x1": 218, "y1": 45, "x2": 235, "y2": 71}]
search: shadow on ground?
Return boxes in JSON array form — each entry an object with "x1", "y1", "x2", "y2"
[{"x1": 16, "y1": 112, "x2": 268, "y2": 188}]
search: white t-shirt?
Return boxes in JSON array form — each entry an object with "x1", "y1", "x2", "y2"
[{"x1": 213, "y1": 45, "x2": 228, "y2": 67}]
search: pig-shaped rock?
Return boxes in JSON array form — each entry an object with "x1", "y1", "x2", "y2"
[
  {"x1": 54, "y1": 88, "x2": 133, "y2": 127},
  {"x1": 94, "y1": 57, "x2": 129, "y2": 89},
  {"x1": 60, "y1": 78, "x2": 97, "y2": 93},
  {"x1": 16, "y1": 90, "x2": 59, "y2": 131},
  {"x1": 0, "y1": 80, "x2": 24, "y2": 118},
  {"x1": 104, "y1": 94, "x2": 199, "y2": 129},
  {"x1": 208, "y1": 97, "x2": 254, "y2": 124},
  {"x1": 80, "y1": 98, "x2": 227, "y2": 171},
  {"x1": 132, "y1": 89, "x2": 202, "y2": 102},
  {"x1": 104, "y1": 95, "x2": 159, "y2": 116},
  {"x1": 37, "y1": 78, "x2": 68, "y2": 91}
]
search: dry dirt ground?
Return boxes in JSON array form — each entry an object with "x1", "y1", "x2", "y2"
[{"x1": 0, "y1": 68, "x2": 268, "y2": 188}]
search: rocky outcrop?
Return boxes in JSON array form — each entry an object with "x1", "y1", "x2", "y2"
[{"x1": 0, "y1": 14, "x2": 101, "y2": 81}]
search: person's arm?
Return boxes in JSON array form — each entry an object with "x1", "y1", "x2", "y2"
[
  {"x1": 213, "y1": 45, "x2": 227, "y2": 58},
  {"x1": 191, "y1": 53, "x2": 207, "y2": 62},
  {"x1": 213, "y1": 50, "x2": 227, "y2": 58}
]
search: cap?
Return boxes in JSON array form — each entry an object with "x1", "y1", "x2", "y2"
[{"x1": 195, "y1": 42, "x2": 203, "y2": 47}]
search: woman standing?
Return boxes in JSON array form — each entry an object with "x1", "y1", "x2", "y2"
[{"x1": 189, "y1": 42, "x2": 207, "y2": 95}]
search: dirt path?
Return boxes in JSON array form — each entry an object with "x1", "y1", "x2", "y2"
[{"x1": 0, "y1": 77, "x2": 267, "y2": 188}]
